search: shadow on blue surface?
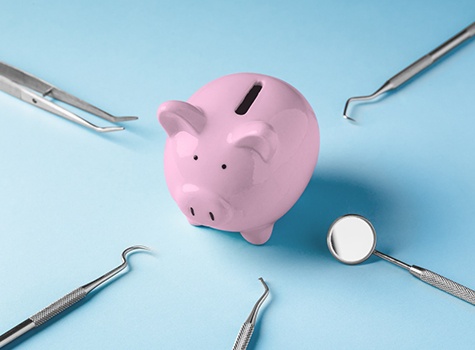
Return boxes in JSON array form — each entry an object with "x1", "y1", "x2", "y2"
[{"x1": 267, "y1": 170, "x2": 399, "y2": 262}]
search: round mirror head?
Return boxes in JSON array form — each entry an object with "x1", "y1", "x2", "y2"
[{"x1": 327, "y1": 214, "x2": 376, "y2": 265}]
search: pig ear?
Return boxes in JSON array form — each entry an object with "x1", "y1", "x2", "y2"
[
  {"x1": 157, "y1": 101, "x2": 206, "y2": 136},
  {"x1": 228, "y1": 122, "x2": 278, "y2": 162}
]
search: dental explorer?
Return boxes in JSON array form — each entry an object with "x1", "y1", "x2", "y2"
[
  {"x1": 343, "y1": 22, "x2": 475, "y2": 121},
  {"x1": 232, "y1": 278, "x2": 270, "y2": 350},
  {"x1": 0, "y1": 245, "x2": 151, "y2": 348}
]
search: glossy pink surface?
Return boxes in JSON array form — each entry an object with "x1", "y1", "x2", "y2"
[{"x1": 158, "y1": 73, "x2": 319, "y2": 244}]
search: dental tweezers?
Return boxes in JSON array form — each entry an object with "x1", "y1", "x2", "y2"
[{"x1": 0, "y1": 62, "x2": 138, "y2": 132}]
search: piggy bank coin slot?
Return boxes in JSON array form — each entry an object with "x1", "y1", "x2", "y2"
[{"x1": 235, "y1": 83, "x2": 262, "y2": 115}]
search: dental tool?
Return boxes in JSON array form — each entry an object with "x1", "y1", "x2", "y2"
[
  {"x1": 0, "y1": 245, "x2": 150, "y2": 348},
  {"x1": 0, "y1": 61, "x2": 138, "y2": 132},
  {"x1": 327, "y1": 214, "x2": 475, "y2": 305},
  {"x1": 232, "y1": 278, "x2": 269, "y2": 350},
  {"x1": 343, "y1": 22, "x2": 475, "y2": 121}
]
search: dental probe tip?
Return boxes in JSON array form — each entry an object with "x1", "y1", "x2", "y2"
[{"x1": 343, "y1": 113, "x2": 356, "y2": 122}]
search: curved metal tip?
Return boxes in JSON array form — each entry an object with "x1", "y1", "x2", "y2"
[
  {"x1": 121, "y1": 245, "x2": 152, "y2": 260},
  {"x1": 258, "y1": 277, "x2": 269, "y2": 292},
  {"x1": 82, "y1": 245, "x2": 151, "y2": 293},
  {"x1": 123, "y1": 245, "x2": 152, "y2": 253},
  {"x1": 343, "y1": 98, "x2": 356, "y2": 122},
  {"x1": 342, "y1": 83, "x2": 392, "y2": 122},
  {"x1": 343, "y1": 115, "x2": 356, "y2": 122},
  {"x1": 342, "y1": 94, "x2": 377, "y2": 122},
  {"x1": 96, "y1": 125, "x2": 125, "y2": 133},
  {"x1": 94, "y1": 116, "x2": 138, "y2": 132},
  {"x1": 245, "y1": 278, "x2": 270, "y2": 325}
]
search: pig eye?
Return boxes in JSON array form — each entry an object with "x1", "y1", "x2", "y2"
[
  {"x1": 193, "y1": 155, "x2": 198, "y2": 160},
  {"x1": 221, "y1": 164, "x2": 227, "y2": 170}
]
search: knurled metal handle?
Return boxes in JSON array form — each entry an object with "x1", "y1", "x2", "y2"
[
  {"x1": 232, "y1": 322, "x2": 254, "y2": 350},
  {"x1": 410, "y1": 266, "x2": 475, "y2": 305},
  {"x1": 30, "y1": 287, "x2": 88, "y2": 326}
]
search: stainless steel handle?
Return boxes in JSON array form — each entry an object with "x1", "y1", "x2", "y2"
[
  {"x1": 387, "y1": 21, "x2": 475, "y2": 89},
  {"x1": 0, "y1": 320, "x2": 35, "y2": 348},
  {"x1": 232, "y1": 322, "x2": 254, "y2": 350},
  {"x1": 30, "y1": 287, "x2": 88, "y2": 326},
  {"x1": 388, "y1": 55, "x2": 433, "y2": 88},
  {"x1": 428, "y1": 22, "x2": 475, "y2": 60},
  {"x1": 0, "y1": 288, "x2": 87, "y2": 347},
  {"x1": 0, "y1": 246, "x2": 149, "y2": 348},
  {"x1": 410, "y1": 266, "x2": 475, "y2": 305}
]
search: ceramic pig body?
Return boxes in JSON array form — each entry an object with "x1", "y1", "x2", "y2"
[{"x1": 158, "y1": 73, "x2": 319, "y2": 244}]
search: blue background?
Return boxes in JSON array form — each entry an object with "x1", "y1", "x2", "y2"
[{"x1": 1, "y1": 1, "x2": 474, "y2": 349}]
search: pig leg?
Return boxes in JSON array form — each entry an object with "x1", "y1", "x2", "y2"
[{"x1": 241, "y1": 223, "x2": 274, "y2": 245}]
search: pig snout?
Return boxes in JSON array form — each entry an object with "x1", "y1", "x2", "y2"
[{"x1": 177, "y1": 184, "x2": 232, "y2": 226}]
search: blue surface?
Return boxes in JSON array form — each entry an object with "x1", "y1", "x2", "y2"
[{"x1": 1, "y1": 1, "x2": 475, "y2": 349}]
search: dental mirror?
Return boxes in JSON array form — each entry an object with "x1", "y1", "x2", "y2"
[
  {"x1": 327, "y1": 214, "x2": 376, "y2": 265},
  {"x1": 327, "y1": 214, "x2": 475, "y2": 306}
]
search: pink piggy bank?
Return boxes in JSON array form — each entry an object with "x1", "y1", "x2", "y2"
[{"x1": 157, "y1": 73, "x2": 319, "y2": 244}]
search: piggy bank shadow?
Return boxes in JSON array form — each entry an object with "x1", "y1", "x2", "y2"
[{"x1": 267, "y1": 171, "x2": 397, "y2": 262}]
